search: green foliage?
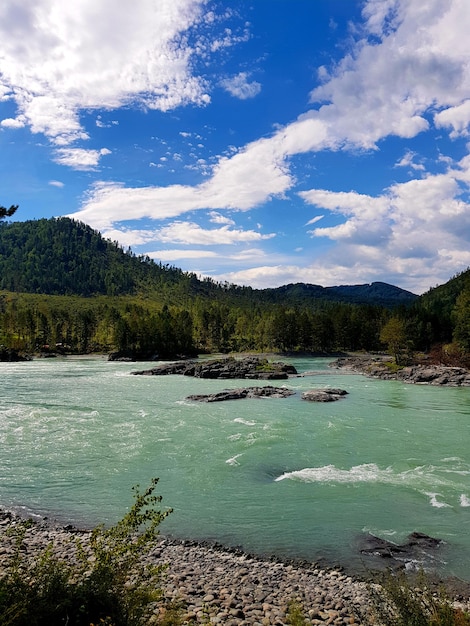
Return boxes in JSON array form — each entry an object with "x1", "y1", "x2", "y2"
[
  {"x1": 366, "y1": 571, "x2": 470, "y2": 626},
  {"x1": 0, "y1": 205, "x2": 18, "y2": 219},
  {"x1": 0, "y1": 478, "x2": 172, "y2": 626},
  {"x1": 5, "y1": 217, "x2": 470, "y2": 358},
  {"x1": 453, "y1": 288, "x2": 470, "y2": 352},
  {"x1": 380, "y1": 316, "x2": 410, "y2": 365},
  {"x1": 285, "y1": 599, "x2": 309, "y2": 625}
]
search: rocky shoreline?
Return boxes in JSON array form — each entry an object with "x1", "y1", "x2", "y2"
[
  {"x1": 330, "y1": 356, "x2": 470, "y2": 386},
  {"x1": 0, "y1": 510, "x2": 371, "y2": 624},
  {"x1": 1, "y1": 510, "x2": 470, "y2": 625}
]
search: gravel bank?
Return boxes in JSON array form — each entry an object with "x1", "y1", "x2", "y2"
[
  {"x1": 2, "y1": 510, "x2": 469, "y2": 625},
  {"x1": 0, "y1": 510, "x2": 372, "y2": 624}
]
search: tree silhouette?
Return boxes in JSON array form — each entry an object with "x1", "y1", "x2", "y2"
[{"x1": 0, "y1": 205, "x2": 18, "y2": 219}]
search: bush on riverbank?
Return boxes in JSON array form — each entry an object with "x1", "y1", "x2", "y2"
[
  {"x1": 0, "y1": 479, "x2": 172, "y2": 626},
  {"x1": 366, "y1": 570, "x2": 470, "y2": 626}
]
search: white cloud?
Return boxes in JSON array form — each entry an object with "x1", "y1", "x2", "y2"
[
  {"x1": 435, "y1": 99, "x2": 470, "y2": 137},
  {"x1": 208, "y1": 211, "x2": 235, "y2": 225},
  {"x1": 100, "y1": 228, "x2": 160, "y2": 247},
  {"x1": 0, "y1": 0, "x2": 211, "y2": 147},
  {"x1": 49, "y1": 180, "x2": 64, "y2": 188},
  {"x1": 56, "y1": 0, "x2": 470, "y2": 293},
  {"x1": 154, "y1": 221, "x2": 276, "y2": 245},
  {"x1": 220, "y1": 72, "x2": 261, "y2": 100},
  {"x1": 147, "y1": 249, "x2": 218, "y2": 261},
  {"x1": 305, "y1": 215, "x2": 324, "y2": 226},
  {"x1": 394, "y1": 150, "x2": 425, "y2": 171},
  {"x1": 299, "y1": 163, "x2": 470, "y2": 293},
  {"x1": 54, "y1": 147, "x2": 110, "y2": 170},
  {"x1": 1, "y1": 116, "x2": 25, "y2": 128},
  {"x1": 309, "y1": 0, "x2": 470, "y2": 148},
  {"x1": 95, "y1": 218, "x2": 275, "y2": 249}
]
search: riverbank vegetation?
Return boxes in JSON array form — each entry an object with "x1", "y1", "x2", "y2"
[
  {"x1": 0, "y1": 479, "x2": 171, "y2": 626},
  {"x1": 0, "y1": 217, "x2": 469, "y2": 363}
]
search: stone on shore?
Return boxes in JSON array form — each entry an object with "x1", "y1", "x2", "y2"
[
  {"x1": 132, "y1": 356, "x2": 298, "y2": 380},
  {"x1": 0, "y1": 510, "x2": 372, "y2": 625},
  {"x1": 186, "y1": 386, "x2": 295, "y2": 402},
  {"x1": 1, "y1": 510, "x2": 469, "y2": 624},
  {"x1": 302, "y1": 388, "x2": 349, "y2": 402}
]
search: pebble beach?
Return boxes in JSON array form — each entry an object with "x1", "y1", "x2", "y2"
[
  {"x1": 0, "y1": 509, "x2": 373, "y2": 625},
  {"x1": 1, "y1": 510, "x2": 470, "y2": 625}
]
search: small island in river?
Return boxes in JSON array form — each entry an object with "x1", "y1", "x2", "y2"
[{"x1": 132, "y1": 355, "x2": 298, "y2": 379}]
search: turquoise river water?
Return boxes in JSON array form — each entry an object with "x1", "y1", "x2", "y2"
[{"x1": 1, "y1": 356, "x2": 470, "y2": 579}]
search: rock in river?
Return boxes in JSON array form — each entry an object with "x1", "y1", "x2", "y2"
[
  {"x1": 302, "y1": 388, "x2": 349, "y2": 402},
  {"x1": 186, "y1": 386, "x2": 295, "y2": 402},
  {"x1": 357, "y1": 531, "x2": 443, "y2": 571},
  {"x1": 132, "y1": 356, "x2": 298, "y2": 380}
]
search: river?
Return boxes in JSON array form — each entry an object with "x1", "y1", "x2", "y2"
[{"x1": 1, "y1": 355, "x2": 469, "y2": 579}]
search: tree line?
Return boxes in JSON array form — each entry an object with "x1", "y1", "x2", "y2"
[
  {"x1": 0, "y1": 213, "x2": 469, "y2": 361},
  {"x1": 1, "y1": 286, "x2": 469, "y2": 361}
]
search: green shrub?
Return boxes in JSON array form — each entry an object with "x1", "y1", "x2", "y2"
[
  {"x1": 0, "y1": 478, "x2": 172, "y2": 626},
  {"x1": 366, "y1": 571, "x2": 470, "y2": 626},
  {"x1": 286, "y1": 599, "x2": 309, "y2": 625}
]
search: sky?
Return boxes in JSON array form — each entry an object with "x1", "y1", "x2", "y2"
[{"x1": 1, "y1": 0, "x2": 470, "y2": 295}]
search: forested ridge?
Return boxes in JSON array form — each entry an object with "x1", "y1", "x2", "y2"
[{"x1": 0, "y1": 217, "x2": 469, "y2": 360}]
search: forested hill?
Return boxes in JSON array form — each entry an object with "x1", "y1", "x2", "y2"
[
  {"x1": 0, "y1": 218, "x2": 187, "y2": 297},
  {"x1": 419, "y1": 268, "x2": 470, "y2": 318},
  {"x1": 260, "y1": 282, "x2": 417, "y2": 308},
  {"x1": 0, "y1": 217, "x2": 416, "y2": 307}
]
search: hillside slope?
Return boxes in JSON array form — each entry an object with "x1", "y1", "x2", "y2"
[{"x1": 0, "y1": 217, "x2": 417, "y2": 307}]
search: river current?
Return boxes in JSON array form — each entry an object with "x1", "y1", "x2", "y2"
[{"x1": 1, "y1": 356, "x2": 470, "y2": 579}]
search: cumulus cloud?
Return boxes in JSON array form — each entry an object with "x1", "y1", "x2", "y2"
[
  {"x1": 435, "y1": 99, "x2": 470, "y2": 137},
  {"x1": 220, "y1": 72, "x2": 261, "y2": 99},
  {"x1": 1, "y1": 116, "x2": 26, "y2": 128},
  {"x1": 208, "y1": 211, "x2": 235, "y2": 225},
  {"x1": 299, "y1": 161, "x2": 470, "y2": 293},
  {"x1": 95, "y1": 217, "x2": 275, "y2": 249},
  {"x1": 148, "y1": 249, "x2": 218, "y2": 261},
  {"x1": 0, "y1": 0, "x2": 210, "y2": 149},
  {"x1": 54, "y1": 147, "x2": 111, "y2": 170},
  {"x1": 394, "y1": 150, "x2": 425, "y2": 171},
  {"x1": 8, "y1": 0, "x2": 470, "y2": 293},
  {"x1": 153, "y1": 221, "x2": 275, "y2": 245}
]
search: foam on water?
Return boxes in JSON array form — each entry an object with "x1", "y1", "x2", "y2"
[
  {"x1": 423, "y1": 492, "x2": 452, "y2": 508},
  {"x1": 234, "y1": 418, "x2": 256, "y2": 426},
  {"x1": 275, "y1": 463, "x2": 393, "y2": 483},
  {"x1": 274, "y1": 462, "x2": 468, "y2": 496},
  {"x1": 460, "y1": 494, "x2": 470, "y2": 507},
  {"x1": 226, "y1": 453, "x2": 243, "y2": 466}
]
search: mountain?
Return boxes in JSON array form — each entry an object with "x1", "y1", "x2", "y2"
[
  {"x1": 262, "y1": 282, "x2": 417, "y2": 308},
  {"x1": 0, "y1": 217, "x2": 186, "y2": 297},
  {"x1": 0, "y1": 217, "x2": 417, "y2": 307}
]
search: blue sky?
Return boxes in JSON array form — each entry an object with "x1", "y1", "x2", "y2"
[{"x1": 1, "y1": 0, "x2": 470, "y2": 295}]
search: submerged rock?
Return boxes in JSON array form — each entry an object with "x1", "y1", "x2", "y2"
[
  {"x1": 132, "y1": 356, "x2": 297, "y2": 380},
  {"x1": 301, "y1": 388, "x2": 349, "y2": 402},
  {"x1": 186, "y1": 386, "x2": 295, "y2": 402},
  {"x1": 357, "y1": 531, "x2": 443, "y2": 571}
]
